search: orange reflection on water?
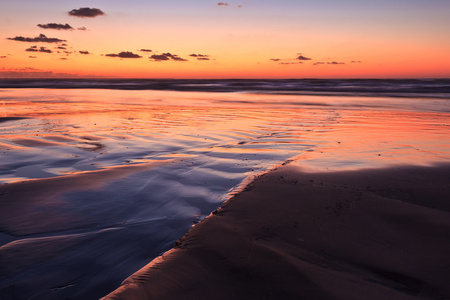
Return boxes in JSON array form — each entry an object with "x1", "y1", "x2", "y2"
[
  {"x1": 0, "y1": 88, "x2": 449, "y2": 182},
  {"x1": 295, "y1": 110, "x2": 450, "y2": 171}
]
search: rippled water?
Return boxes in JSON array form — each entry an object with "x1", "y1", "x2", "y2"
[{"x1": 0, "y1": 88, "x2": 449, "y2": 299}]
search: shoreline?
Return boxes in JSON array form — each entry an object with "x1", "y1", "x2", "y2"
[{"x1": 103, "y1": 163, "x2": 450, "y2": 299}]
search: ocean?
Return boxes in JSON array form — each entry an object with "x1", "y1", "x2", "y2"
[{"x1": 0, "y1": 79, "x2": 449, "y2": 299}]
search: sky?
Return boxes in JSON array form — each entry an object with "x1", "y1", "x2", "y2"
[{"x1": 1, "y1": 0, "x2": 450, "y2": 79}]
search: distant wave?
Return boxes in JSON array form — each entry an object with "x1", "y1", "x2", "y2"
[{"x1": 1, "y1": 78, "x2": 450, "y2": 99}]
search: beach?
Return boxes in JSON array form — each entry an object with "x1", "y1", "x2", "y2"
[
  {"x1": 104, "y1": 163, "x2": 450, "y2": 300},
  {"x1": 0, "y1": 82, "x2": 449, "y2": 299}
]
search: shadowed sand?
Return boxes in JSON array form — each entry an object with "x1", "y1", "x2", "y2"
[{"x1": 104, "y1": 163, "x2": 450, "y2": 300}]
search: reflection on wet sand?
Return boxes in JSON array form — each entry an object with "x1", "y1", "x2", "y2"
[{"x1": 0, "y1": 89, "x2": 449, "y2": 299}]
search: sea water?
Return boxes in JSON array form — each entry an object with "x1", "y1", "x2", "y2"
[{"x1": 0, "y1": 80, "x2": 449, "y2": 299}]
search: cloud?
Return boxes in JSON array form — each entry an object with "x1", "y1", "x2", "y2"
[
  {"x1": 60, "y1": 58, "x2": 68, "y2": 60},
  {"x1": 29, "y1": 56, "x2": 37, "y2": 58},
  {"x1": 79, "y1": 51, "x2": 90, "y2": 55},
  {"x1": 149, "y1": 53, "x2": 188, "y2": 62},
  {"x1": 0, "y1": 67, "x2": 81, "y2": 78},
  {"x1": 7, "y1": 34, "x2": 66, "y2": 43},
  {"x1": 296, "y1": 55, "x2": 311, "y2": 61},
  {"x1": 140, "y1": 49, "x2": 152, "y2": 52},
  {"x1": 57, "y1": 46, "x2": 66, "y2": 49},
  {"x1": 149, "y1": 54, "x2": 170, "y2": 61},
  {"x1": 77, "y1": 27, "x2": 88, "y2": 31},
  {"x1": 26, "y1": 46, "x2": 52, "y2": 53},
  {"x1": 270, "y1": 53, "x2": 312, "y2": 64},
  {"x1": 105, "y1": 51, "x2": 142, "y2": 58},
  {"x1": 327, "y1": 61, "x2": 345, "y2": 65},
  {"x1": 218, "y1": 2, "x2": 229, "y2": 6},
  {"x1": 0, "y1": 56, "x2": 7, "y2": 58},
  {"x1": 351, "y1": 60, "x2": 362, "y2": 63},
  {"x1": 37, "y1": 23, "x2": 74, "y2": 30},
  {"x1": 313, "y1": 62, "x2": 325, "y2": 65},
  {"x1": 68, "y1": 7, "x2": 105, "y2": 18},
  {"x1": 189, "y1": 54, "x2": 210, "y2": 60}
]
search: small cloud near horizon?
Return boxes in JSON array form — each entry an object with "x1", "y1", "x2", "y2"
[
  {"x1": 140, "y1": 49, "x2": 152, "y2": 52},
  {"x1": 0, "y1": 56, "x2": 7, "y2": 58},
  {"x1": 77, "y1": 27, "x2": 88, "y2": 31},
  {"x1": 105, "y1": 51, "x2": 142, "y2": 58},
  {"x1": 328, "y1": 61, "x2": 345, "y2": 65},
  {"x1": 0, "y1": 67, "x2": 82, "y2": 78},
  {"x1": 7, "y1": 34, "x2": 66, "y2": 43},
  {"x1": 270, "y1": 53, "x2": 311, "y2": 64},
  {"x1": 150, "y1": 53, "x2": 188, "y2": 62},
  {"x1": 189, "y1": 54, "x2": 210, "y2": 60},
  {"x1": 26, "y1": 46, "x2": 52, "y2": 53},
  {"x1": 218, "y1": 2, "x2": 229, "y2": 6},
  {"x1": 296, "y1": 55, "x2": 312, "y2": 61},
  {"x1": 68, "y1": 7, "x2": 105, "y2": 18},
  {"x1": 351, "y1": 60, "x2": 362, "y2": 63},
  {"x1": 37, "y1": 23, "x2": 74, "y2": 30},
  {"x1": 79, "y1": 51, "x2": 90, "y2": 55}
]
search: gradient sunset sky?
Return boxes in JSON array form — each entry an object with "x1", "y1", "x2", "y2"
[{"x1": 1, "y1": 0, "x2": 450, "y2": 78}]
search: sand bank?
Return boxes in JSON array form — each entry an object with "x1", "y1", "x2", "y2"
[{"x1": 104, "y1": 163, "x2": 450, "y2": 300}]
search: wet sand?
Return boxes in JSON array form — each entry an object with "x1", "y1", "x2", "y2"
[
  {"x1": 1, "y1": 88, "x2": 449, "y2": 298},
  {"x1": 104, "y1": 163, "x2": 450, "y2": 300}
]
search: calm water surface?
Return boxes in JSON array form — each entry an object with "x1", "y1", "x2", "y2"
[{"x1": 0, "y1": 88, "x2": 449, "y2": 299}]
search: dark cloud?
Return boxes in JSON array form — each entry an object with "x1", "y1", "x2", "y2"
[
  {"x1": 140, "y1": 49, "x2": 152, "y2": 52},
  {"x1": 105, "y1": 51, "x2": 142, "y2": 58},
  {"x1": 68, "y1": 7, "x2": 105, "y2": 18},
  {"x1": 296, "y1": 55, "x2": 311, "y2": 61},
  {"x1": 270, "y1": 58, "x2": 281, "y2": 62},
  {"x1": 61, "y1": 43, "x2": 68, "y2": 46},
  {"x1": 351, "y1": 60, "x2": 362, "y2": 63},
  {"x1": 37, "y1": 23, "x2": 74, "y2": 30},
  {"x1": 0, "y1": 56, "x2": 7, "y2": 58},
  {"x1": 189, "y1": 54, "x2": 210, "y2": 60},
  {"x1": 26, "y1": 46, "x2": 52, "y2": 53},
  {"x1": 79, "y1": 51, "x2": 90, "y2": 55},
  {"x1": 7, "y1": 34, "x2": 66, "y2": 43},
  {"x1": 327, "y1": 61, "x2": 345, "y2": 65},
  {"x1": 280, "y1": 62, "x2": 303, "y2": 65},
  {"x1": 150, "y1": 53, "x2": 188, "y2": 62},
  {"x1": 57, "y1": 46, "x2": 66, "y2": 49},
  {"x1": 77, "y1": 27, "x2": 88, "y2": 31},
  {"x1": 29, "y1": 56, "x2": 37, "y2": 58},
  {"x1": 218, "y1": 2, "x2": 229, "y2": 6},
  {"x1": 150, "y1": 54, "x2": 170, "y2": 61},
  {"x1": 0, "y1": 67, "x2": 82, "y2": 78},
  {"x1": 60, "y1": 58, "x2": 68, "y2": 60}
]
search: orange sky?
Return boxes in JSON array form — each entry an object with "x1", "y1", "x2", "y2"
[{"x1": 1, "y1": 1, "x2": 450, "y2": 78}]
